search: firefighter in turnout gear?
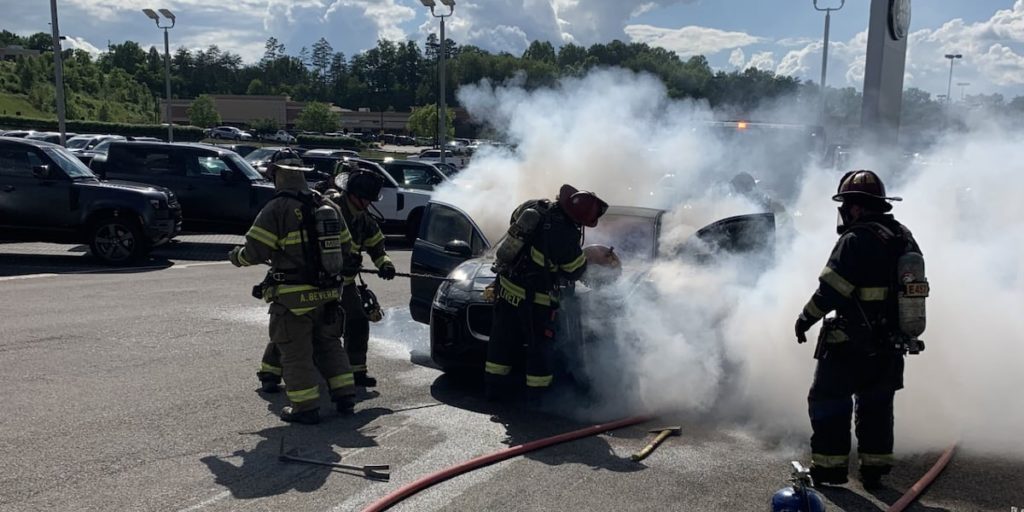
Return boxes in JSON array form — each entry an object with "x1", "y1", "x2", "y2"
[
  {"x1": 228, "y1": 159, "x2": 359, "y2": 425},
  {"x1": 259, "y1": 170, "x2": 395, "y2": 389},
  {"x1": 484, "y1": 184, "x2": 610, "y2": 402},
  {"x1": 794, "y1": 170, "x2": 925, "y2": 489}
]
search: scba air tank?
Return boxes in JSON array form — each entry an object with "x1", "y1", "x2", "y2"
[
  {"x1": 493, "y1": 208, "x2": 542, "y2": 272},
  {"x1": 896, "y1": 251, "x2": 928, "y2": 339},
  {"x1": 315, "y1": 203, "x2": 345, "y2": 276}
]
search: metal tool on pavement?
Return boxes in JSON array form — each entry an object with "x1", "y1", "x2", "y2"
[
  {"x1": 278, "y1": 438, "x2": 390, "y2": 480},
  {"x1": 630, "y1": 426, "x2": 682, "y2": 462},
  {"x1": 359, "y1": 268, "x2": 453, "y2": 282}
]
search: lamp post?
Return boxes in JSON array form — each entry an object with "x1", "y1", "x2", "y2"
[
  {"x1": 143, "y1": 8, "x2": 176, "y2": 142},
  {"x1": 421, "y1": 0, "x2": 455, "y2": 166},
  {"x1": 956, "y1": 81, "x2": 970, "y2": 102},
  {"x1": 49, "y1": 0, "x2": 67, "y2": 146},
  {"x1": 944, "y1": 53, "x2": 962, "y2": 106},
  {"x1": 813, "y1": 0, "x2": 845, "y2": 128}
]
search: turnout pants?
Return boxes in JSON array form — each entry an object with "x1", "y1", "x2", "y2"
[
  {"x1": 808, "y1": 351, "x2": 904, "y2": 477},
  {"x1": 340, "y1": 284, "x2": 371, "y2": 374},
  {"x1": 484, "y1": 291, "x2": 558, "y2": 396},
  {"x1": 266, "y1": 301, "x2": 355, "y2": 412}
]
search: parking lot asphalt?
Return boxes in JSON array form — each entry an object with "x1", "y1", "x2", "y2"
[{"x1": 0, "y1": 236, "x2": 1020, "y2": 511}]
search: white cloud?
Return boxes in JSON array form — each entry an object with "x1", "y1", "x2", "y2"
[
  {"x1": 624, "y1": 25, "x2": 762, "y2": 57},
  {"x1": 728, "y1": 48, "x2": 746, "y2": 68},
  {"x1": 62, "y1": 37, "x2": 103, "y2": 58},
  {"x1": 746, "y1": 51, "x2": 775, "y2": 71},
  {"x1": 325, "y1": 0, "x2": 416, "y2": 42}
]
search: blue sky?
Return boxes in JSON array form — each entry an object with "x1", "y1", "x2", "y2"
[{"x1": 5, "y1": 0, "x2": 1023, "y2": 99}]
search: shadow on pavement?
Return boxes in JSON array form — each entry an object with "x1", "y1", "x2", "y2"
[
  {"x1": 200, "y1": 406, "x2": 393, "y2": 500},
  {"x1": 428, "y1": 373, "x2": 642, "y2": 474},
  {"x1": 819, "y1": 485, "x2": 951, "y2": 512},
  {"x1": 0, "y1": 240, "x2": 239, "y2": 277}
]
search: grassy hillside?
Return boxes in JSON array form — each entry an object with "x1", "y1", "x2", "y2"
[{"x1": 0, "y1": 92, "x2": 51, "y2": 119}]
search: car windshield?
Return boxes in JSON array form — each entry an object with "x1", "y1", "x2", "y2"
[
  {"x1": 91, "y1": 140, "x2": 112, "y2": 154},
  {"x1": 226, "y1": 153, "x2": 266, "y2": 181},
  {"x1": 245, "y1": 148, "x2": 278, "y2": 163},
  {"x1": 66, "y1": 138, "x2": 91, "y2": 149},
  {"x1": 434, "y1": 163, "x2": 458, "y2": 177},
  {"x1": 41, "y1": 145, "x2": 96, "y2": 179}
]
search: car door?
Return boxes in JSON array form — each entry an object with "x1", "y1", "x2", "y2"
[
  {"x1": 107, "y1": 144, "x2": 195, "y2": 222},
  {"x1": 0, "y1": 141, "x2": 75, "y2": 232},
  {"x1": 408, "y1": 201, "x2": 491, "y2": 324},
  {"x1": 183, "y1": 151, "x2": 251, "y2": 232}
]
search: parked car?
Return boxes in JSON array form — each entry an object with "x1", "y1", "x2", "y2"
[
  {"x1": 0, "y1": 130, "x2": 35, "y2": 138},
  {"x1": 262, "y1": 130, "x2": 296, "y2": 143},
  {"x1": 338, "y1": 158, "x2": 434, "y2": 242},
  {"x1": 25, "y1": 132, "x2": 77, "y2": 144},
  {"x1": 300, "y1": 149, "x2": 361, "y2": 179},
  {"x1": 0, "y1": 136, "x2": 181, "y2": 264},
  {"x1": 208, "y1": 126, "x2": 254, "y2": 141},
  {"x1": 408, "y1": 202, "x2": 775, "y2": 374},
  {"x1": 92, "y1": 142, "x2": 275, "y2": 234},
  {"x1": 244, "y1": 146, "x2": 302, "y2": 176},
  {"x1": 380, "y1": 159, "x2": 451, "y2": 191},
  {"x1": 66, "y1": 134, "x2": 126, "y2": 153},
  {"x1": 410, "y1": 149, "x2": 470, "y2": 169}
]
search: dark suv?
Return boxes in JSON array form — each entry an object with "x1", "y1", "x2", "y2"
[
  {"x1": 94, "y1": 142, "x2": 276, "y2": 234},
  {"x1": 0, "y1": 137, "x2": 181, "y2": 264}
]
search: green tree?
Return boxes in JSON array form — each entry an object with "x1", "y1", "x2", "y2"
[
  {"x1": 97, "y1": 102, "x2": 112, "y2": 122},
  {"x1": 250, "y1": 117, "x2": 280, "y2": 136},
  {"x1": 246, "y1": 78, "x2": 268, "y2": 95},
  {"x1": 406, "y1": 105, "x2": 454, "y2": 139},
  {"x1": 295, "y1": 101, "x2": 338, "y2": 133},
  {"x1": 187, "y1": 94, "x2": 221, "y2": 128}
]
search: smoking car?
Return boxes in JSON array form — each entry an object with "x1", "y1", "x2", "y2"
[{"x1": 407, "y1": 200, "x2": 775, "y2": 374}]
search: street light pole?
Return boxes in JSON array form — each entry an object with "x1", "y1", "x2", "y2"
[
  {"x1": 814, "y1": 0, "x2": 845, "y2": 128},
  {"x1": 957, "y1": 82, "x2": 970, "y2": 102},
  {"x1": 944, "y1": 53, "x2": 962, "y2": 106},
  {"x1": 422, "y1": 0, "x2": 455, "y2": 166},
  {"x1": 49, "y1": 0, "x2": 67, "y2": 146},
  {"x1": 144, "y1": 9, "x2": 175, "y2": 142}
]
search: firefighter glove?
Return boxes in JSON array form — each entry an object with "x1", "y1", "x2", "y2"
[
  {"x1": 378, "y1": 264, "x2": 396, "y2": 280},
  {"x1": 228, "y1": 247, "x2": 244, "y2": 267},
  {"x1": 795, "y1": 315, "x2": 814, "y2": 344}
]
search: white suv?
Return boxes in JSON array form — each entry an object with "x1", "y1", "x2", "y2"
[
  {"x1": 209, "y1": 126, "x2": 253, "y2": 141},
  {"x1": 410, "y1": 148, "x2": 470, "y2": 169},
  {"x1": 262, "y1": 130, "x2": 296, "y2": 143}
]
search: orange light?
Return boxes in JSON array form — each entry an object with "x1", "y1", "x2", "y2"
[{"x1": 737, "y1": 121, "x2": 749, "y2": 130}]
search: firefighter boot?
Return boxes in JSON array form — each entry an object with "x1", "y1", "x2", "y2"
[
  {"x1": 810, "y1": 466, "x2": 848, "y2": 486},
  {"x1": 859, "y1": 466, "x2": 890, "y2": 490},
  {"x1": 280, "y1": 406, "x2": 320, "y2": 425},
  {"x1": 257, "y1": 372, "x2": 281, "y2": 393},
  {"x1": 354, "y1": 371, "x2": 377, "y2": 388},
  {"x1": 335, "y1": 396, "x2": 356, "y2": 415}
]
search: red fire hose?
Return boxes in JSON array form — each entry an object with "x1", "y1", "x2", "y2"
[
  {"x1": 360, "y1": 415, "x2": 650, "y2": 512},
  {"x1": 885, "y1": 443, "x2": 958, "y2": 512}
]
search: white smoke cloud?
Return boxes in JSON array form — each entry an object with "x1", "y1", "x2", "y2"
[{"x1": 433, "y1": 68, "x2": 1024, "y2": 459}]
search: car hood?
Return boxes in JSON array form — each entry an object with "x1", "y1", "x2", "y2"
[{"x1": 80, "y1": 179, "x2": 170, "y2": 197}]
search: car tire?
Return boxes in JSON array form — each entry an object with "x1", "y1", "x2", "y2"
[
  {"x1": 88, "y1": 215, "x2": 148, "y2": 265},
  {"x1": 405, "y1": 209, "x2": 423, "y2": 244}
]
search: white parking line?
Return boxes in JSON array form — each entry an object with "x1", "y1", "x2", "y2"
[
  {"x1": 0, "y1": 273, "x2": 59, "y2": 281},
  {"x1": 174, "y1": 490, "x2": 232, "y2": 512}
]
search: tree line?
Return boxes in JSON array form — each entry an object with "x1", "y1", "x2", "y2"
[{"x1": 2, "y1": 28, "x2": 1022, "y2": 144}]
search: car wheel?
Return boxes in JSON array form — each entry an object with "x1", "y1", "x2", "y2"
[
  {"x1": 88, "y1": 216, "x2": 147, "y2": 265},
  {"x1": 405, "y1": 209, "x2": 423, "y2": 244}
]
